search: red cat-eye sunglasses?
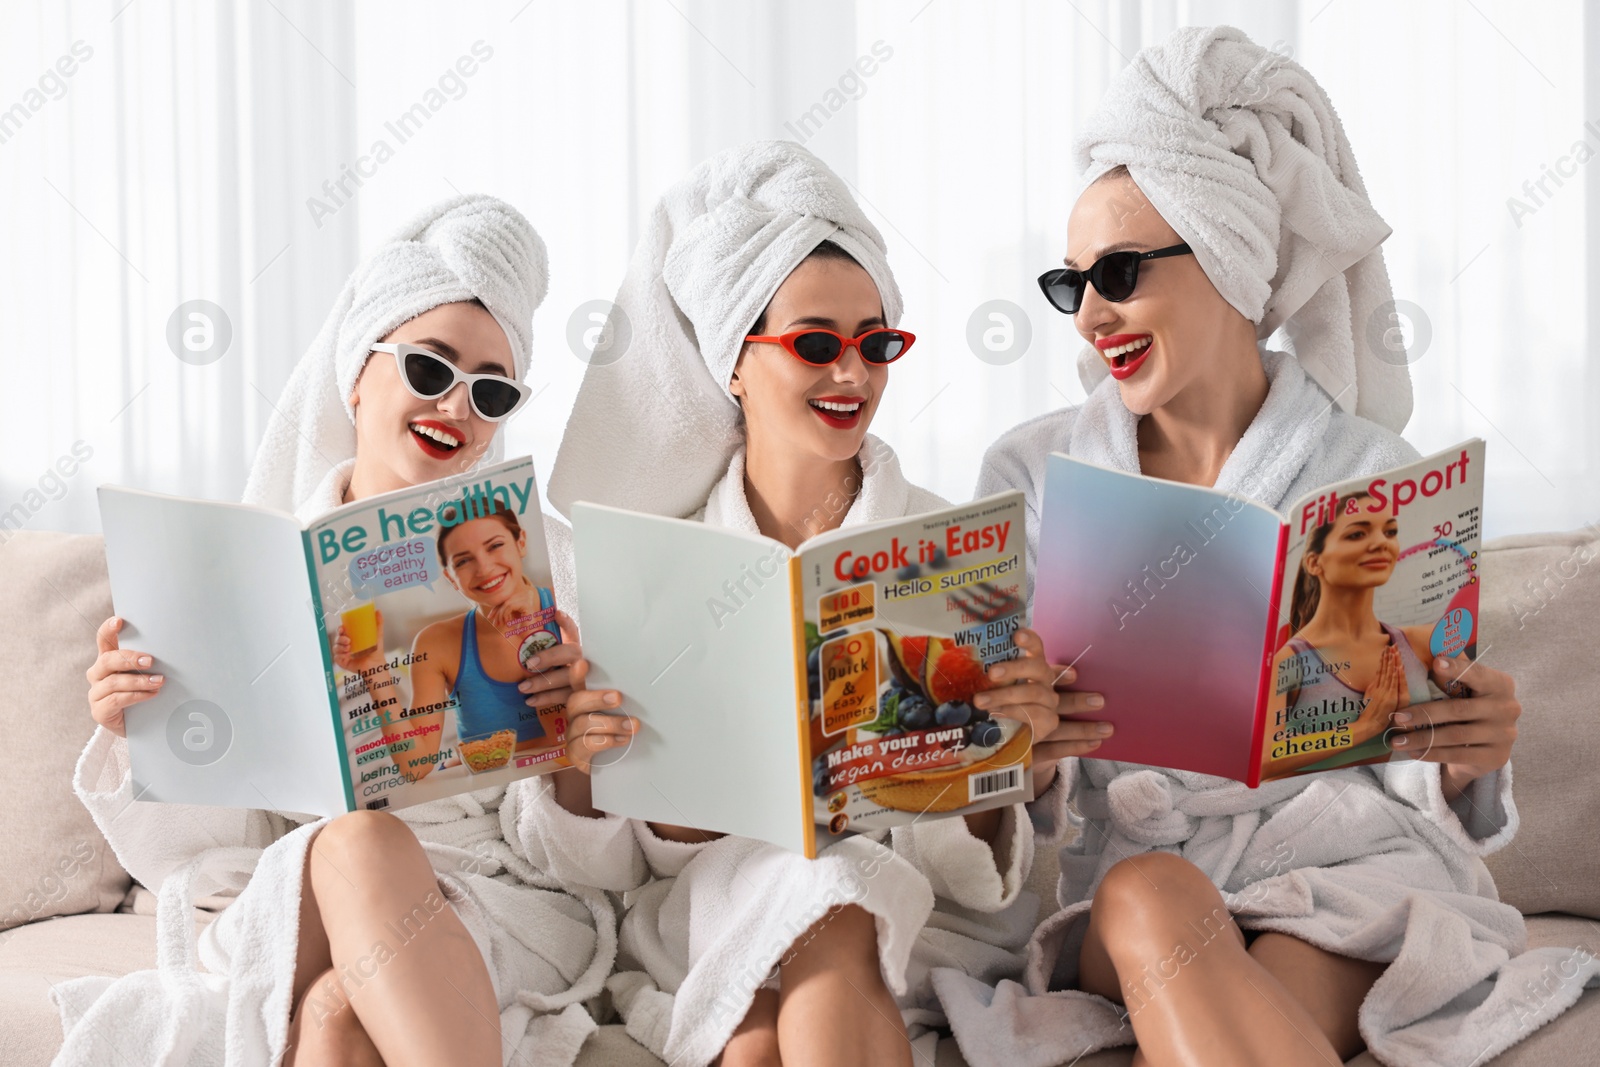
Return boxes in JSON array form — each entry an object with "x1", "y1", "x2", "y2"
[{"x1": 743, "y1": 328, "x2": 915, "y2": 367}]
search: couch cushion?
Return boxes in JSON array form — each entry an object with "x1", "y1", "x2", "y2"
[
  {"x1": 1476, "y1": 527, "x2": 1600, "y2": 918},
  {"x1": 0, "y1": 532, "x2": 129, "y2": 931},
  {"x1": 0, "y1": 912, "x2": 159, "y2": 1067},
  {"x1": 574, "y1": 1025, "x2": 672, "y2": 1067}
]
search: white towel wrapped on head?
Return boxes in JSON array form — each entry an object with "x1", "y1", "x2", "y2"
[
  {"x1": 1072, "y1": 24, "x2": 1412, "y2": 433},
  {"x1": 540, "y1": 138, "x2": 1047, "y2": 1066},
  {"x1": 242, "y1": 193, "x2": 549, "y2": 512},
  {"x1": 52, "y1": 194, "x2": 616, "y2": 1067},
  {"x1": 546, "y1": 139, "x2": 902, "y2": 520}
]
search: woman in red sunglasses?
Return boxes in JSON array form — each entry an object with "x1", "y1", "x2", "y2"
[{"x1": 532, "y1": 140, "x2": 1063, "y2": 1067}]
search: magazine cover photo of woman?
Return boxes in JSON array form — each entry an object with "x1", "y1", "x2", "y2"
[
  {"x1": 332, "y1": 498, "x2": 566, "y2": 781},
  {"x1": 1263, "y1": 491, "x2": 1465, "y2": 778}
]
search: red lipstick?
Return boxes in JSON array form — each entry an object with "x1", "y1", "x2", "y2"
[
  {"x1": 409, "y1": 419, "x2": 464, "y2": 460},
  {"x1": 1096, "y1": 333, "x2": 1154, "y2": 382},
  {"x1": 808, "y1": 395, "x2": 865, "y2": 430}
]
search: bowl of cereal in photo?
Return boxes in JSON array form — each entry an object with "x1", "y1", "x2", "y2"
[{"x1": 457, "y1": 727, "x2": 517, "y2": 774}]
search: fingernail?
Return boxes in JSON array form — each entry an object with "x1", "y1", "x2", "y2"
[
  {"x1": 1393, "y1": 711, "x2": 1411, "y2": 724},
  {"x1": 138, "y1": 655, "x2": 152, "y2": 667},
  {"x1": 1096, "y1": 722, "x2": 1114, "y2": 736},
  {"x1": 111, "y1": 616, "x2": 120, "y2": 628},
  {"x1": 974, "y1": 694, "x2": 990, "y2": 708},
  {"x1": 1435, "y1": 657, "x2": 1451, "y2": 672},
  {"x1": 605, "y1": 692, "x2": 621, "y2": 706},
  {"x1": 1086, "y1": 739, "x2": 1102, "y2": 750},
  {"x1": 990, "y1": 666, "x2": 1006, "y2": 680},
  {"x1": 518, "y1": 681, "x2": 533, "y2": 693},
  {"x1": 1060, "y1": 667, "x2": 1077, "y2": 683},
  {"x1": 1086, "y1": 694, "x2": 1105, "y2": 709},
  {"x1": 1393, "y1": 735, "x2": 1408, "y2": 747},
  {"x1": 526, "y1": 654, "x2": 541, "y2": 670},
  {"x1": 148, "y1": 674, "x2": 163, "y2": 684}
]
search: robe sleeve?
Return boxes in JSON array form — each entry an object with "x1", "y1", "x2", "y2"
[
  {"x1": 1378, "y1": 758, "x2": 1517, "y2": 856},
  {"x1": 74, "y1": 727, "x2": 295, "y2": 897}
]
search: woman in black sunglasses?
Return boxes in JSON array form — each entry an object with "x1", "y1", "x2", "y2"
[
  {"x1": 538, "y1": 140, "x2": 1063, "y2": 1067},
  {"x1": 956, "y1": 25, "x2": 1528, "y2": 1067},
  {"x1": 74, "y1": 196, "x2": 612, "y2": 1067}
]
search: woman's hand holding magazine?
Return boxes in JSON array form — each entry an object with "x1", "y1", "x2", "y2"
[
  {"x1": 961, "y1": 626, "x2": 1064, "y2": 839},
  {"x1": 1035, "y1": 646, "x2": 1115, "y2": 792},
  {"x1": 514, "y1": 609, "x2": 585, "y2": 711},
  {"x1": 1392, "y1": 653, "x2": 1520, "y2": 803},
  {"x1": 86, "y1": 615, "x2": 164, "y2": 737},
  {"x1": 562, "y1": 653, "x2": 636, "y2": 774}
]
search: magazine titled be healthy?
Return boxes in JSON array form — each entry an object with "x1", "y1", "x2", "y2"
[
  {"x1": 571, "y1": 492, "x2": 1033, "y2": 858},
  {"x1": 98, "y1": 456, "x2": 569, "y2": 817},
  {"x1": 1032, "y1": 440, "x2": 1485, "y2": 786}
]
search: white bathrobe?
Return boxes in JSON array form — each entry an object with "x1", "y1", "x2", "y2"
[
  {"x1": 930, "y1": 349, "x2": 1600, "y2": 1067},
  {"x1": 51, "y1": 459, "x2": 613, "y2": 1067},
  {"x1": 514, "y1": 436, "x2": 1042, "y2": 1067}
]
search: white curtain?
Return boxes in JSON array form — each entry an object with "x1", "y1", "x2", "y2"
[
  {"x1": 0, "y1": 0, "x2": 358, "y2": 535},
  {"x1": 3, "y1": 0, "x2": 1593, "y2": 539}
]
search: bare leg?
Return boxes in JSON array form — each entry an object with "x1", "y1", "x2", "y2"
[
  {"x1": 290, "y1": 843, "x2": 334, "y2": 1008},
  {"x1": 1077, "y1": 852, "x2": 1347, "y2": 1067},
  {"x1": 1249, "y1": 932, "x2": 1385, "y2": 1061},
  {"x1": 717, "y1": 987, "x2": 781, "y2": 1067},
  {"x1": 286, "y1": 810, "x2": 501, "y2": 1067},
  {"x1": 283, "y1": 966, "x2": 385, "y2": 1067},
  {"x1": 777, "y1": 904, "x2": 911, "y2": 1067}
]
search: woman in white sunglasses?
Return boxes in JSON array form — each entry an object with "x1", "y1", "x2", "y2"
[{"x1": 66, "y1": 196, "x2": 610, "y2": 1067}]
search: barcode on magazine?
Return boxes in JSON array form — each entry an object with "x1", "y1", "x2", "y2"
[
  {"x1": 365, "y1": 797, "x2": 390, "y2": 811},
  {"x1": 968, "y1": 766, "x2": 1023, "y2": 802}
]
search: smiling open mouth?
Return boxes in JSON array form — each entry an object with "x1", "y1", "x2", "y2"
[
  {"x1": 477, "y1": 572, "x2": 509, "y2": 593},
  {"x1": 809, "y1": 397, "x2": 864, "y2": 428},
  {"x1": 1104, "y1": 336, "x2": 1153, "y2": 379},
  {"x1": 410, "y1": 419, "x2": 463, "y2": 459}
]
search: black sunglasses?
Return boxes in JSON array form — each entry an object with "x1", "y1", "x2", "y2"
[
  {"x1": 1037, "y1": 242, "x2": 1193, "y2": 315},
  {"x1": 371, "y1": 343, "x2": 532, "y2": 421}
]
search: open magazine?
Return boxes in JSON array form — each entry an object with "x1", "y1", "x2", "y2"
[
  {"x1": 571, "y1": 492, "x2": 1033, "y2": 857},
  {"x1": 1032, "y1": 440, "x2": 1485, "y2": 786},
  {"x1": 97, "y1": 456, "x2": 568, "y2": 816}
]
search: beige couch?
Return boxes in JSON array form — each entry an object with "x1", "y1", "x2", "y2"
[{"x1": 3, "y1": 527, "x2": 1597, "y2": 1066}]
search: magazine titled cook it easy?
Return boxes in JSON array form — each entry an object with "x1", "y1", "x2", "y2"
[
  {"x1": 98, "y1": 456, "x2": 569, "y2": 817},
  {"x1": 800, "y1": 493, "x2": 1034, "y2": 838},
  {"x1": 570, "y1": 491, "x2": 1033, "y2": 858},
  {"x1": 1032, "y1": 439, "x2": 1485, "y2": 786}
]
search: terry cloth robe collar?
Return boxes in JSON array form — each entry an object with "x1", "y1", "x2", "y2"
[
  {"x1": 697, "y1": 433, "x2": 928, "y2": 536},
  {"x1": 1069, "y1": 347, "x2": 1337, "y2": 507}
]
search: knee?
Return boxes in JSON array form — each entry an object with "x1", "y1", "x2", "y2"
[
  {"x1": 311, "y1": 809, "x2": 419, "y2": 870},
  {"x1": 1097, "y1": 851, "x2": 1212, "y2": 907},
  {"x1": 1092, "y1": 852, "x2": 1229, "y2": 944}
]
